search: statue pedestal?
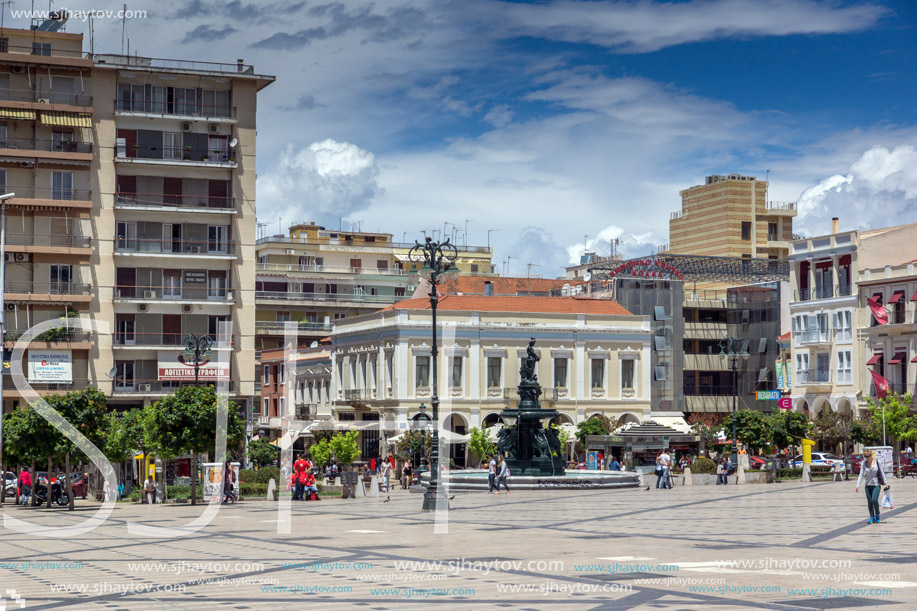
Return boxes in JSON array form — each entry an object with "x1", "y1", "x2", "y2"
[{"x1": 499, "y1": 385, "x2": 566, "y2": 477}]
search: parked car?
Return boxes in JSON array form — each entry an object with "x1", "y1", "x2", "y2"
[
  {"x1": 2, "y1": 472, "x2": 15, "y2": 499},
  {"x1": 789, "y1": 453, "x2": 845, "y2": 469},
  {"x1": 846, "y1": 454, "x2": 864, "y2": 474}
]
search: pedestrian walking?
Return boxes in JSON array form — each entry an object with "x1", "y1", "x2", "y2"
[
  {"x1": 608, "y1": 456, "x2": 621, "y2": 471},
  {"x1": 654, "y1": 451, "x2": 665, "y2": 488},
  {"x1": 401, "y1": 461, "x2": 413, "y2": 490},
  {"x1": 660, "y1": 449, "x2": 672, "y2": 489},
  {"x1": 497, "y1": 455, "x2": 510, "y2": 494},
  {"x1": 222, "y1": 461, "x2": 236, "y2": 504},
  {"x1": 380, "y1": 455, "x2": 392, "y2": 492},
  {"x1": 18, "y1": 468, "x2": 32, "y2": 506},
  {"x1": 293, "y1": 454, "x2": 309, "y2": 501},
  {"x1": 856, "y1": 449, "x2": 890, "y2": 524},
  {"x1": 716, "y1": 458, "x2": 726, "y2": 485},
  {"x1": 487, "y1": 454, "x2": 497, "y2": 494}
]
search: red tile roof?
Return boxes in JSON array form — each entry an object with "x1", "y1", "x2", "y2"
[
  {"x1": 438, "y1": 276, "x2": 571, "y2": 295},
  {"x1": 381, "y1": 295, "x2": 632, "y2": 315},
  {"x1": 778, "y1": 332, "x2": 791, "y2": 341}
]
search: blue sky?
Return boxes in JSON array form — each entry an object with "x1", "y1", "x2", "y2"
[{"x1": 15, "y1": 0, "x2": 917, "y2": 275}]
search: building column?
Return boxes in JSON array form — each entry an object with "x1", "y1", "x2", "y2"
[
  {"x1": 469, "y1": 337, "x2": 480, "y2": 400},
  {"x1": 831, "y1": 255, "x2": 840, "y2": 297},
  {"x1": 575, "y1": 340, "x2": 586, "y2": 401},
  {"x1": 807, "y1": 259, "x2": 816, "y2": 299}
]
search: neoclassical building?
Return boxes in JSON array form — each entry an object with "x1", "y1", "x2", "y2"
[{"x1": 331, "y1": 295, "x2": 652, "y2": 464}]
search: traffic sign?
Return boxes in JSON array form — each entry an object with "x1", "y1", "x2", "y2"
[{"x1": 778, "y1": 397, "x2": 792, "y2": 410}]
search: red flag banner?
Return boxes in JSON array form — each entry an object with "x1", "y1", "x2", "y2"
[
  {"x1": 869, "y1": 369, "x2": 890, "y2": 400},
  {"x1": 867, "y1": 297, "x2": 888, "y2": 325}
]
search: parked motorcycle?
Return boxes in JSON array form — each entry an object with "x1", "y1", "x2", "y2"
[{"x1": 33, "y1": 479, "x2": 70, "y2": 507}]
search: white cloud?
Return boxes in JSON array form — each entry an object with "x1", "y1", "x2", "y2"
[
  {"x1": 796, "y1": 145, "x2": 917, "y2": 236},
  {"x1": 494, "y1": 0, "x2": 888, "y2": 53},
  {"x1": 257, "y1": 139, "x2": 381, "y2": 230},
  {"x1": 484, "y1": 104, "x2": 514, "y2": 128},
  {"x1": 565, "y1": 224, "x2": 660, "y2": 265}
]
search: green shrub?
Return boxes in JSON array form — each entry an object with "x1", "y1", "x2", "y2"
[
  {"x1": 255, "y1": 465, "x2": 281, "y2": 484},
  {"x1": 127, "y1": 488, "x2": 142, "y2": 501},
  {"x1": 691, "y1": 457, "x2": 717, "y2": 474},
  {"x1": 777, "y1": 467, "x2": 835, "y2": 479},
  {"x1": 168, "y1": 485, "x2": 191, "y2": 500},
  {"x1": 238, "y1": 469, "x2": 258, "y2": 484},
  {"x1": 240, "y1": 483, "x2": 269, "y2": 497}
]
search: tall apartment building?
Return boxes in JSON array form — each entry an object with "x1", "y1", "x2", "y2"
[
  {"x1": 0, "y1": 20, "x2": 274, "y2": 417},
  {"x1": 0, "y1": 25, "x2": 94, "y2": 412},
  {"x1": 789, "y1": 221, "x2": 917, "y2": 418},
  {"x1": 669, "y1": 174, "x2": 797, "y2": 260},
  {"x1": 254, "y1": 222, "x2": 494, "y2": 350}
]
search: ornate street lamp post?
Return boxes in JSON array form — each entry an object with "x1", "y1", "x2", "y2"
[
  {"x1": 183, "y1": 333, "x2": 213, "y2": 385},
  {"x1": 409, "y1": 237, "x2": 457, "y2": 512},
  {"x1": 719, "y1": 337, "x2": 749, "y2": 465}
]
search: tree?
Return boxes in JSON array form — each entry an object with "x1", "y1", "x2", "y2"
[
  {"x1": 48, "y1": 389, "x2": 110, "y2": 509},
  {"x1": 393, "y1": 430, "x2": 431, "y2": 466},
  {"x1": 467, "y1": 427, "x2": 496, "y2": 466},
  {"x1": 766, "y1": 410, "x2": 810, "y2": 450},
  {"x1": 329, "y1": 431, "x2": 361, "y2": 467},
  {"x1": 865, "y1": 392, "x2": 915, "y2": 446},
  {"x1": 245, "y1": 438, "x2": 278, "y2": 468},
  {"x1": 145, "y1": 386, "x2": 244, "y2": 505},
  {"x1": 690, "y1": 421, "x2": 718, "y2": 454},
  {"x1": 309, "y1": 438, "x2": 332, "y2": 471},
  {"x1": 553, "y1": 424, "x2": 571, "y2": 459},
  {"x1": 722, "y1": 409, "x2": 770, "y2": 452},
  {"x1": 575, "y1": 414, "x2": 611, "y2": 447},
  {"x1": 3, "y1": 406, "x2": 65, "y2": 507},
  {"x1": 850, "y1": 416, "x2": 881, "y2": 446},
  {"x1": 811, "y1": 410, "x2": 853, "y2": 454}
]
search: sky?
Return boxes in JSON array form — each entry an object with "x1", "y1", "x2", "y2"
[{"x1": 15, "y1": 0, "x2": 917, "y2": 276}]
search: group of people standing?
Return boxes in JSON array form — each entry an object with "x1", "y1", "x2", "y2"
[
  {"x1": 486, "y1": 454, "x2": 510, "y2": 494},
  {"x1": 654, "y1": 451, "x2": 673, "y2": 489},
  {"x1": 290, "y1": 454, "x2": 319, "y2": 501}
]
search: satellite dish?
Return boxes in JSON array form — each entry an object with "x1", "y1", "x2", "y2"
[
  {"x1": 229, "y1": 137, "x2": 238, "y2": 148},
  {"x1": 310, "y1": 341, "x2": 318, "y2": 348},
  {"x1": 583, "y1": 272, "x2": 592, "y2": 282},
  {"x1": 107, "y1": 367, "x2": 117, "y2": 379}
]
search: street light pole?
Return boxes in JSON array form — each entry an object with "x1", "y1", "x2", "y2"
[
  {"x1": 409, "y1": 237, "x2": 457, "y2": 512},
  {"x1": 183, "y1": 333, "x2": 213, "y2": 385},
  {"x1": 719, "y1": 337, "x2": 749, "y2": 466},
  {"x1": 0, "y1": 192, "x2": 15, "y2": 508}
]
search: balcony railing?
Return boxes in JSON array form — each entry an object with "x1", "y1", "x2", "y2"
[
  {"x1": 256, "y1": 263, "x2": 407, "y2": 276},
  {"x1": 798, "y1": 369, "x2": 831, "y2": 384},
  {"x1": 113, "y1": 379, "x2": 236, "y2": 394},
  {"x1": 115, "y1": 192, "x2": 235, "y2": 210},
  {"x1": 2, "y1": 185, "x2": 91, "y2": 201},
  {"x1": 114, "y1": 332, "x2": 232, "y2": 347},
  {"x1": 800, "y1": 328, "x2": 832, "y2": 344},
  {"x1": 870, "y1": 383, "x2": 913, "y2": 397},
  {"x1": 0, "y1": 137, "x2": 92, "y2": 153},
  {"x1": 294, "y1": 404, "x2": 316, "y2": 420},
  {"x1": 115, "y1": 145, "x2": 235, "y2": 164},
  {"x1": 684, "y1": 385, "x2": 738, "y2": 397},
  {"x1": 255, "y1": 291, "x2": 400, "y2": 304},
  {"x1": 4, "y1": 281, "x2": 90, "y2": 295},
  {"x1": 0, "y1": 87, "x2": 92, "y2": 106},
  {"x1": 255, "y1": 321, "x2": 333, "y2": 333},
  {"x1": 344, "y1": 389, "x2": 372, "y2": 401},
  {"x1": 794, "y1": 284, "x2": 852, "y2": 301},
  {"x1": 4, "y1": 233, "x2": 91, "y2": 248},
  {"x1": 115, "y1": 99, "x2": 235, "y2": 119},
  {"x1": 114, "y1": 237, "x2": 235, "y2": 255},
  {"x1": 255, "y1": 235, "x2": 492, "y2": 254},
  {"x1": 4, "y1": 329, "x2": 92, "y2": 343},
  {"x1": 95, "y1": 53, "x2": 254, "y2": 75},
  {"x1": 27, "y1": 379, "x2": 91, "y2": 392},
  {"x1": 767, "y1": 201, "x2": 797, "y2": 211},
  {"x1": 115, "y1": 285, "x2": 232, "y2": 301}
]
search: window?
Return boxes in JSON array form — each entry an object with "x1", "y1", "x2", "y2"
[
  {"x1": 31, "y1": 42, "x2": 51, "y2": 56},
  {"x1": 0, "y1": 168, "x2": 7, "y2": 192},
  {"x1": 837, "y1": 350, "x2": 852, "y2": 384},
  {"x1": 621, "y1": 359, "x2": 635, "y2": 391},
  {"x1": 117, "y1": 83, "x2": 146, "y2": 112},
  {"x1": 173, "y1": 88, "x2": 197, "y2": 115},
  {"x1": 279, "y1": 363, "x2": 286, "y2": 385},
  {"x1": 0, "y1": 125, "x2": 7, "y2": 149},
  {"x1": 653, "y1": 306, "x2": 666, "y2": 321},
  {"x1": 553, "y1": 358, "x2": 568, "y2": 389},
  {"x1": 654, "y1": 366, "x2": 667, "y2": 381},
  {"x1": 208, "y1": 135, "x2": 228, "y2": 161},
  {"x1": 451, "y1": 357, "x2": 463, "y2": 389},
  {"x1": 52, "y1": 171, "x2": 74, "y2": 200},
  {"x1": 0, "y1": 38, "x2": 8, "y2": 54},
  {"x1": 208, "y1": 226, "x2": 228, "y2": 253},
  {"x1": 470, "y1": 264, "x2": 479, "y2": 273},
  {"x1": 590, "y1": 359, "x2": 604, "y2": 389},
  {"x1": 114, "y1": 361, "x2": 135, "y2": 389},
  {"x1": 415, "y1": 356, "x2": 430, "y2": 388},
  {"x1": 833, "y1": 310, "x2": 852, "y2": 343},
  {"x1": 115, "y1": 314, "x2": 135, "y2": 345},
  {"x1": 208, "y1": 271, "x2": 228, "y2": 298},
  {"x1": 51, "y1": 129, "x2": 74, "y2": 152},
  {"x1": 279, "y1": 396, "x2": 286, "y2": 418},
  {"x1": 816, "y1": 353, "x2": 830, "y2": 381},
  {"x1": 486, "y1": 357, "x2": 501, "y2": 388},
  {"x1": 395, "y1": 287, "x2": 406, "y2": 297},
  {"x1": 768, "y1": 222, "x2": 778, "y2": 241},
  {"x1": 363, "y1": 236, "x2": 375, "y2": 243},
  {"x1": 741, "y1": 221, "x2": 751, "y2": 240},
  {"x1": 262, "y1": 398, "x2": 269, "y2": 417},
  {"x1": 49, "y1": 264, "x2": 72, "y2": 293},
  {"x1": 201, "y1": 89, "x2": 230, "y2": 116},
  {"x1": 796, "y1": 353, "x2": 809, "y2": 374},
  {"x1": 208, "y1": 316, "x2": 227, "y2": 340},
  {"x1": 163, "y1": 270, "x2": 181, "y2": 298},
  {"x1": 263, "y1": 365, "x2": 270, "y2": 385},
  {"x1": 163, "y1": 132, "x2": 182, "y2": 160}
]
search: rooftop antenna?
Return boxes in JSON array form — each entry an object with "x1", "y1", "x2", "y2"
[
  {"x1": 504, "y1": 255, "x2": 516, "y2": 277},
  {"x1": 278, "y1": 216, "x2": 283, "y2": 235},
  {"x1": 487, "y1": 228, "x2": 498, "y2": 250},
  {"x1": 121, "y1": 3, "x2": 126, "y2": 55},
  {"x1": 526, "y1": 262, "x2": 540, "y2": 278},
  {"x1": 256, "y1": 221, "x2": 268, "y2": 239},
  {"x1": 464, "y1": 219, "x2": 473, "y2": 248},
  {"x1": 1, "y1": 0, "x2": 14, "y2": 34}
]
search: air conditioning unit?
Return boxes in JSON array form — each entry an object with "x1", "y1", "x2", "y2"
[
  {"x1": 143, "y1": 290, "x2": 156, "y2": 299},
  {"x1": 209, "y1": 124, "x2": 219, "y2": 133},
  {"x1": 189, "y1": 246, "x2": 202, "y2": 253},
  {"x1": 181, "y1": 122, "x2": 192, "y2": 132},
  {"x1": 14, "y1": 253, "x2": 25, "y2": 261},
  {"x1": 37, "y1": 98, "x2": 50, "y2": 104},
  {"x1": 138, "y1": 303, "x2": 148, "y2": 312},
  {"x1": 225, "y1": 290, "x2": 233, "y2": 300},
  {"x1": 182, "y1": 304, "x2": 192, "y2": 313},
  {"x1": 6, "y1": 303, "x2": 16, "y2": 311},
  {"x1": 11, "y1": 65, "x2": 24, "y2": 74},
  {"x1": 285, "y1": 249, "x2": 295, "y2": 255},
  {"x1": 138, "y1": 384, "x2": 151, "y2": 392}
]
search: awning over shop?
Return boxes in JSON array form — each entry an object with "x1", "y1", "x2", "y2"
[
  {"x1": 866, "y1": 352, "x2": 883, "y2": 366},
  {"x1": 0, "y1": 107, "x2": 36, "y2": 120},
  {"x1": 888, "y1": 352, "x2": 907, "y2": 365},
  {"x1": 393, "y1": 253, "x2": 413, "y2": 262},
  {"x1": 305, "y1": 420, "x2": 383, "y2": 433},
  {"x1": 39, "y1": 111, "x2": 92, "y2": 127}
]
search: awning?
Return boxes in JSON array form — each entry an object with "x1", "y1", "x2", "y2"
[
  {"x1": 0, "y1": 108, "x2": 36, "y2": 120},
  {"x1": 393, "y1": 253, "x2": 412, "y2": 262},
  {"x1": 888, "y1": 352, "x2": 907, "y2": 365},
  {"x1": 911, "y1": 291, "x2": 917, "y2": 302},
  {"x1": 648, "y1": 416, "x2": 692, "y2": 434},
  {"x1": 866, "y1": 352, "x2": 883, "y2": 366},
  {"x1": 911, "y1": 354, "x2": 917, "y2": 363},
  {"x1": 889, "y1": 291, "x2": 905, "y2": 304},
  {"x1": 39, "y1": 111, "x2": 92, "y2": 127},
  {"x1": 305, "y1": 420, "x2": 382, "y2": 432}
]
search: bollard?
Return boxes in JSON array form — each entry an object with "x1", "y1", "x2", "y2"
[
  {"x1": 266, "y1": 478, "x2": 276, "y2": 501},
  {"x1": 736, "y1": 465, "x2": 746, "y2": 485},
  {"x1": 683, "y1": 467, "x2": 692, "y2": 486},
  {"x1": 369, "y1": 476, "x2": 380, "y2": 497},
  {"x1": 801, "y1": 463, "x2": 813, "y2": 482}
]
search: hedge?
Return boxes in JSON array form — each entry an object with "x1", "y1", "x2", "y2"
[{"x1": 691, "y1": 457, "x2": 717, "y2": 474}]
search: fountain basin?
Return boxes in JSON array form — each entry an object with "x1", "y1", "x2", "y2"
[{"x1": 420, "y1": 469, "x2": 640, "y2": 491}]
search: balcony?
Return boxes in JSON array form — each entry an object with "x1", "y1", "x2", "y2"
[
  {"x1": 0, "y1": 136, "x2": 92, "y2": 158},
  {"x1": 0, "y1": 87, "x2": 92, "y2": 108},
  {"x1": 799, "y1": 328, "x2": 832, "y2": 345},
  {"x1": 112, "y1": 380, "x2": 236, "y2": 395},
  {"x1": 255, "y1": 321, "x2": 333, "y2": 335},
  {"x1": 794, "y1": 284, "x2": 853, "y2": 302},
  {"x1": 114, "y1": 237, "x2": 235, "y2": 257},
  {"x1": 3, "y1": 329, "x2": 92, "y2": 347},
  {"x1": 294, "y1": 404, "x2": 316, "y2": 421},
  {"x1": 4, "y1": 232, "x2": 91, "y2": 250},
  {"x1": 256, "y1": 263, "x2": 407, "y2": 276},
  {"x1": 2, "y1": 185, "x2": 92, "y2": 209},
  {"x1": 798, "y1": 369, "x2": 831, "y2": 385},
  {"x1": 115, "y1": 145, "x2": 236, "y2": 167},
  {"x1": 255, "y1": 291, "x2": 402, "y2": 305},
  {"x1": 4, "y1": 378, "x2": 91, "y2": 394},
  {"x1": 765, "y1": 201, "x2": 798, "y2": 216},
  {"x1": 115, "y1": 192, "x2": 235, "y2": 212},
  {"x1": 3, "y1": 281, "x2": 91, "y2": 302},
  {"x1": 0, "y1": 43, "x2": 92, "y2": 68},
  {"x1": 256, "y1": 235, "x2": 493, "y2": 254},
  {"x1": 115, "y1": 285, "x2": 233, "y2": 302},
  {"x1": 344, "y1": 389, "x2": 373, "y2": 401},
  {"x1": 114, "y1": 332, "x2": 232, "y2": 348},
  {"x1": 115, "y1": 99, "x2": 235, "y2": 120},
  {"x1": 870, "y1": 383, "x2": 913, "y2": 398}
]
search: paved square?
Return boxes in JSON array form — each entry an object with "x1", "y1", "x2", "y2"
[{"x1": 1, "y1": 478, "x2": 915, "y2": 610}]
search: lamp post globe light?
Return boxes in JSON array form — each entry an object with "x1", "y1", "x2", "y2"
[
  {"x1": 183, "y1": 333, "x2": 214, "y2": 385},
  {"x1": 719, "y1": 337, "x2": 749, "y2": 466},
  {"x1": 409, "y1": 236, "x2": 457, "y2": 512}
]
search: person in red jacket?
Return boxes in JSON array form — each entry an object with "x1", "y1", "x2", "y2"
[
  {"x1": 302, "y1": 471, "x2": 319, "y2": 500},
  {"x1": 293, "y1": 454, "x2": 311, "y2": 501}
]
